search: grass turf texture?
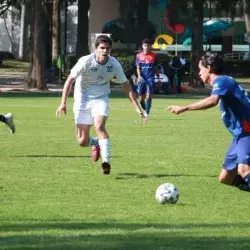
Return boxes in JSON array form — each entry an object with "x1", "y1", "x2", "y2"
[{"x1": 0, "y1": 92, "x2": 249, "y2": 250}]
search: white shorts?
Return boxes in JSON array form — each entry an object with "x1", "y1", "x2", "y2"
[{"x1": 73, "y1": 97, "x2": 109, "y2": 125}]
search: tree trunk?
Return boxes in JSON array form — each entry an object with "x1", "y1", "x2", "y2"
[
  {"x1": 76, "y1": 0, "x2": 90, "y2": 59},
  {"x1": 189, "y1": 0, "x2": 204, "y2": 88},
  {"x1": 26, "y1": 0, "x2": 45, "y2": 89},
  {"x1": 18, "y1": 2, "x2": 27, "y2": 60},
  {"x1": 137, "y1": 0, "x2": 149, "y2": 42},
  {"x1": 52, "y1": 0, "x2": 60, "y2": 62},
  {"x1": 243, "y1": 0, "x2": 250, "y2": 45}
]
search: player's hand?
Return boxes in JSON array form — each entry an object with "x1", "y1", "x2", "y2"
[
  {"x1": 137, "y1": 76, "x2": 143, "y2": 83},
  {"x1": 56, "y1": 103, "x2": 67, "y2": 117},
  {"x1": 139, "y1": 111, "x2": 148, "y2": 123},
  {"x1": 166, "y1": 105, "x2": 187, "y2": 114}
]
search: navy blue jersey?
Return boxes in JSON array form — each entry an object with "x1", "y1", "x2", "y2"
[{"x1": 211, "y1": 76, "x2": 250, "y2": 137}]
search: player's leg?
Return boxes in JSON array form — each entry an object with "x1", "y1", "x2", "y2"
[
  {"x1": 92, "y1": 98, "x2": 111, "y2": 174},
  {"x1": 76, "y1": 124, "x2": 91, "y2": 146},
  {"x1": 93, "y1": 115, "x2": 110, "y2": 174},
  {"x1": 145, "y1": 82, "x2": 153, "y2": 116},
  {"x1": 137, "y1": 80, "x2": 146, "y2": 111},
  {"x1": 0, "y1": 113, "x2": 15, "y2": 134},
  {"x1": 219, "y1": 137, "x2": 250, "y2": 191},
  {"x1": 236, "y1": 135, "x2": 250, "y2": 191},
  {"x1": 74, "y1": 104, "x2": 100, "y2": 161}
]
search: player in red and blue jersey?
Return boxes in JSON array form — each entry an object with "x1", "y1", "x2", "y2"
[
  {"x1": 136, "y1": 39, "x2": 160, "y2": 118},
  {"x1": 167, "y1": 51, "x2": 250, "y2": 192}
]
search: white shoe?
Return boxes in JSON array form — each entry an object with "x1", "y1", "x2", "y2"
[{"x1": 4, "y1": 113, "x2": 15, "y2": 134}]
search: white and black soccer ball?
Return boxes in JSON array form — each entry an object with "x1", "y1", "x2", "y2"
[{"x1": 155, "y1": 183, "x2": 179, "y2": 204}]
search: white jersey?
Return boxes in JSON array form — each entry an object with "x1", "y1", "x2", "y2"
[{"x1": 71, "y1": 53, "x2": 127, "y2": 103}]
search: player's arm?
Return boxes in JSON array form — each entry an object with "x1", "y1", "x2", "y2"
[
  {"x1": 167, "y1": 95, "x2": 219, "y2": 114},
  {"x1": 56, "y1": 74, "x2": 75, "y2": 117},
  {"x1": 114, "y1": 58, "x2": 146, "y2": 120},
  {"x1": 121, "y1": 81, "x2": 146, "y2": 119},
  {"x1": 135, "y1": 55, "x2": 142, "y2": 82},
  {"x1": 136, "y1": 65, "x2": 142, "y2": 82}
]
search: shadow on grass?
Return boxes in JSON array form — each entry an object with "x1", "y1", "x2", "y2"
[
  {"x1": 12, "y1": 155, "x2": 91, "y2": 158},
  {"x1": 0, "y1": 91, "x2": 210, "y2": 100},
  {"x1": 12, "y1": 155, "x2": 118, "y2": 159},
  {"x1": 115, "y1": 172, "x2": 217, "y2": 180},
  {"x1": 0, "y1": 221, "x2": 249, "y2": 250}
]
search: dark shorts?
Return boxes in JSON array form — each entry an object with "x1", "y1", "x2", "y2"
[
  {"x1": 137, "y1": 80, "x2": 154, "y2": 96},
  {"x1": 223, "y1": 134, "x2": 250, "y2": 171}
]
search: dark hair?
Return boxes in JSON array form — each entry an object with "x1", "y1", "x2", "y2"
[
  {"x1": 201, "y1": 51, "x2": 224, "y2": 74},
  {"x1": 95, "y1": 35, "x2": 113, "y2": 48},
  {"x1": 141, "y1": 38, "x2": 152, "y2": 46}
]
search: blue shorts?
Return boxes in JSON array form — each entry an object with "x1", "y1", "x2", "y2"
[
  {"x1": 137, "y1": 80, "x2": 154, "y2": 96},
  {"x1": 223, "y1": 134, "x2": 250, "y2": 171}
]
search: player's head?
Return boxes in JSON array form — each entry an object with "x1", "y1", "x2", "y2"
[
  {"x1": 95, "y1": 35, "x2": 113, "y2": 48},
  {"x1": 199, "y1": 51, "x2": 224, "y2": 84},
  {"x1": 94, "y1": 35, "x2": 113, "y2": 62},
  {"x1": 141, "y1": 38, "x2": 152, "y2": 54}
]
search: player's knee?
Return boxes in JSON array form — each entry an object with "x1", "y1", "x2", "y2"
[
  {"x1": 218, "y1": 175, "x2": 226, "y2": 184},
  {"x1": 218, "y1": 175, "x2": 233, "y2": 185},
  {"x1": 94, "y1": 123, "x2": 105, "y2": 133},
  {"x1": 238, "y1": 164, "x2": 250, "y2": 176}
]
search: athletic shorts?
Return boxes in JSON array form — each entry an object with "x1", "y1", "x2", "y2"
[
  {"x1": 137, "y1": 79, "x2": 154, "y2": 95},
  {"x1": 73, "y1": 96, "x2": 109, "y2": 125},
  {"x1": 223, "y1": 134, "x2": 250, "y2": 171}
]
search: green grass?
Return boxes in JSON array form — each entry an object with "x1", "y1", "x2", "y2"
[
  {"x1": 0, "y1": 93, "x2": 250, "y2": 250},
  {"x1": 0, "y1": 60, "x2": 29, "y2": 73},
  {"x1": 235, "y1": 78, "x2": 250, "y2": 83}
]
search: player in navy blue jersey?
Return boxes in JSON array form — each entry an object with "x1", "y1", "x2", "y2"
[
  {"x1": 167, "y1": 51, "x2": 250, "y2": 192},
  {"x1": 135, "y1": 38, "x2": 160, "y2": 119}
]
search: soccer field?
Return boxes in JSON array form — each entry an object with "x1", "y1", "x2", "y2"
[{"x1": 0, "y1": 93, "x2": 249, "y2": 250}]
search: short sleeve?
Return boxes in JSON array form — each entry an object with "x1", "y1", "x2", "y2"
[
  {"x1": 114, "y1": 61, "x2": 127, "y2": 83},
  {"x1": 211, "y1": 80, "x2": 228, "y2": 96},
  {"x1": 70, "y1": 57, "x2": 86, "y2": 78}
]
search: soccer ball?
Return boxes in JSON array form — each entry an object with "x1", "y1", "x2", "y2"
[{"x1": 155, "y1": 183, "x2": 179, "y2": 204}]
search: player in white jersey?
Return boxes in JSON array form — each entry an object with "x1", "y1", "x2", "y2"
[{"x1": 56, "y1": 35, "x2": 146, "y2": 174}]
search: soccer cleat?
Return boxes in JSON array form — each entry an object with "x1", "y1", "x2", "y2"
[
  {"x1": 92, "y1": 145, "x2": 100, "y2": 162},
  {"x1": 102, "y1": 162, "x2": 111, "y2": 175},
  {"x1": 4, "y1": 113, "x2": 15, "y2": 134}
]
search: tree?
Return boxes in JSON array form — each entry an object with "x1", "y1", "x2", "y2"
[
  {"x1": 18, "y1": 1, "x2": 27, "y2": 60},
  {"x1": 26, "y1": 0, "x2": 45, "y2": 89},
  {"x1": 76, "y1": 0, "x2": 90, "y2": 58},
  {"x1": 242, "y1": 0, "x2": 250, "y2": 45},
  {"x1": 189, "y1": 0, "x2": 204, "y2": 87},
  {"x1": 52, "y1": 0, "x2": 60, "y2": 62}
]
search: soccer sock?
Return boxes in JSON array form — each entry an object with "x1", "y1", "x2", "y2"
[
  {"x1": 99, "y1": 138, "x2": 110, "y2": 163},
  {"x1": 140, "y1": 100, "x2": 146, "y2": 111},
  {"x1": 232, "y1": 175, "x2": 250, "y2": 192},
  {"x1": 0, "y1": 114, "x2": 6, "y2": 124},
  {"x1": 88, "y1": 137, "x2": 99, "y2": 146},
  {"x1": 146, "y1": 98, "x2": 152, "y2": 115}
]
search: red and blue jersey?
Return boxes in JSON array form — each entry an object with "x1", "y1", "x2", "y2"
[
  {"x1": 211, "y1": 76, "x2": 250, "y2": 137},
  {"x1": 135, "y1": 52, "x2": 157, "y2": 83}
]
